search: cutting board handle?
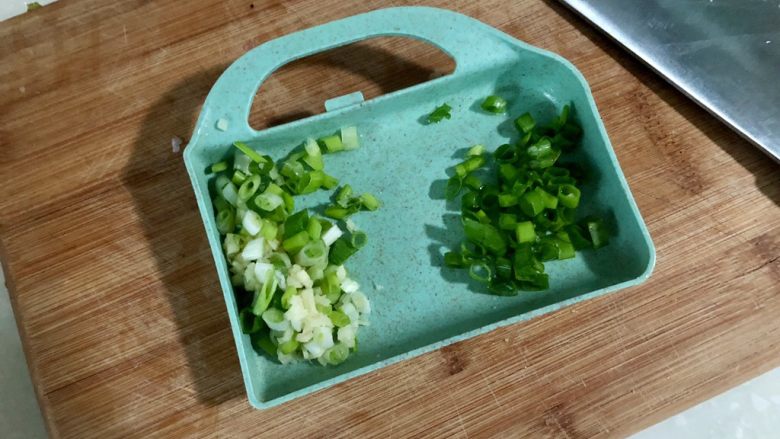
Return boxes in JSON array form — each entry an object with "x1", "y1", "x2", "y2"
[{"x1": 195, "y1": 6, "x2": 514, "y2": 140}]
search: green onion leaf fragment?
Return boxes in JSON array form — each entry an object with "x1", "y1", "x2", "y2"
[
  {"x1": 233, "y1": 141, "x2": 264, "y2": 163},
  {"x1": 341, "y1": 126, "x2": 360, "y2": 150},
  {"x1": 319, "y1": 134, "x2": 344, "y2": 153},
  {"x1": 427, "y1": 103, "x2": 452, "y2": 124},
  {"x1": 514, "y1": 112, "x2": 535, "y2": 134},
  {"x1": 481, "y1": 95, "x2": 508, "y2": 114},
  {"x1": 210, "y1": 161, "x2": 229, "y2": 173}
]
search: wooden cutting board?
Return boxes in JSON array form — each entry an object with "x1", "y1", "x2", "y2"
[{"x1": 1, "y1": 0, "x2": 778, "y2": 437}]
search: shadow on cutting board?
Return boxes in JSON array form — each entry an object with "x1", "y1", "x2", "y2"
[{"x1": 121, "y1": 38, "x2": 454, "y2": 406}]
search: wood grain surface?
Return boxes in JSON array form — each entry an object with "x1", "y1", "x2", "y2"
[{"x1": 1, "y1": 0, "x2": 778, "y2": 437}]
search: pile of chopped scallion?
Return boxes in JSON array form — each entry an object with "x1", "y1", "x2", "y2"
[
  {"x1": 442, "y1": 98, "x2": 609, "y2": 295},
  {"x1": 209, "y1": 127, "x2": 378, "y2": 366}
]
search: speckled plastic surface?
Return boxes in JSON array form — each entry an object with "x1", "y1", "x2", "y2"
[{"x1": 183, "y1": 6, "x2": 655, "y2": 409}]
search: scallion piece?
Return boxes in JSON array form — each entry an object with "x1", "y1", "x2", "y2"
[
  {"x1": 444, "y1": 251, "x2": 467, "y2": 267},
  {"x1": 210, "y1": 161, "x2": 229, "y2": 173},
  {"x1": 307, "y1": 217, "x2": 322, "y2": 240},
  {"x1": 481, "y1": 95, "x2": 507, "y2": 114},
  {"x1": 238, "y1": 174, "x2": 262, "y2": 202},
  {"x1": 427, "y1": 103, "x2": 452, "y2": 124},
  {"x1": 585, "y1": 217, "x2": 609, "y2": 249},
  {"x1": 231, "y1": 170, "x2": 248, "y2": 186},
  {"x1": 463, "y1": 219, "x2": 506, "y2": 255},
  {"x1": 498, "y1": 193, "x2": 518, "y2": 208},
  {"x1": 233, "y1": 141, "x2": 264, "y2": 163},
  {"x1": 445, "y1": 176, "x2": 462, "y2": 201},
  {"x1": 251, "y1": 332, "x2": 277, "y2": 357},
  {"x1": 341, "y1": 126, "x2": 359, "y2": 150},
  {"x1": 319, "y1": 135, "x2": 344, "y2": 153},
  {"x1": 335, "y1": 185, "x2": 353, "y2": 208},
  {"x1": 239, "y1": 308, "x2": 262, "y2": 334},
  {"x1": 469, "y1": 262, "x2": 492, "y2": 282},
  {"x1": 350, "y1": 231, "x2": 368, "y2": 249},
  {"x1": 254, "y1": 192, "x2": 283, "y2": 211},
  {"x1": 296, "y1": 170, "x2": 325, "y2": 194},
  {"x1": 467, "y1": 144, "x2": 486, "y2": 157},
  {"x1": 303, "y1": 138, "x2": 324, "y2": 170},
  {"x1": 557, "y1": 184, "x2": 581, "y2": 209},
  {"x1": 498, "y1": 213, "x2": 518, "y2": 231},
  {"x1": 284, "y1": 210, "x2": 309, "y2": 239},
  {"x1": 519, "y1": 188, "x2": 545, "y2": 217},
  {"x1": 329, "y1": 237, "x2": 358, "y2": 265},
  {"x1": 514, "y1": 112, "x2": 535, "y2": 134},
  {"x1": 324, "y1": 206, "x2": 351, "y2": 220},
  {"x1": 282, "y1": 230, "x2": 310, "y2": 254},
  {"x1": 216, "y1": 209, "x2": 235, "y2": 235},
  {"x1": 515, "y1": 221, "x2": 536, "y2": 244},
  {"x1": 359, "y1": 193, "x2": 381, "y2": 211},
  {"x1": 321, "y1": 173, "x2": 339, "y2": 190}
]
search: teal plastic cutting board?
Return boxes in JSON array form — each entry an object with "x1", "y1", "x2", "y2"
[{"x1": 184, "y1": 6, "x2": 655, "y2": 409}]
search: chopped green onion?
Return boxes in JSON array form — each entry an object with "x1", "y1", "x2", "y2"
[
  {"x1": 233, "y1": 141, "x2": 264, "y2": 163},
  {"x1": 494, "y1": 144, "x2": 517, "y2": 163},
  {"x1": 515, "y1": 221, "x2": 536, "y2": 243},
  {"x1": 498, "y1": 213, "x2": 518, "y2": 231},
  {"x1": 444, "y1": 251, "x2": 467, "y2": 267},
  {"x1": 335, "y1": 185, "x2": 353, "y2": 208},
  {"x1": 440, "y1": 103, "x2": 605, "y2": 295},
  {"x1": 328, "y1": 310, "x2": 351, "y2": 327},
  {"x1": 296, "y1": 170, "x2": 325, "y2": 194},
  {"x1": 341, "y1": 126, "x2": 359, "y2": 150},
  {"x1": 321, "y1": 173, "x2": 339, "y2": 190},
  {"x1": 295, "y1": 240, "x2": 327, "y2": 267},
  {"x1": 359, "y1": 193, "x2": 381, "y2": 211},
  {"x1": 557, "y1": 184, "x2": 581, "y2": 209},
  {"x1": 467, "y1": 144, "x2": 486, "y2": 157},
  {"x1": 238, "y1": 174, "x2": 262, "y2": 202},
  {"x1": 282, "y1": 230, "x2": 310, "y2": 254},
  {"x1": 307, "y1": 217, "x2": 322, "y2": 240},
  {"x1": 514, "y1": 112, "x2": 535, "y2": 133},
  {"x1": 254, "y1": 192, "x2": 283, "y2": 211},
  {"x1": 463, "y1": 219, "x2": 506, "y2": 255},
  {"x1": 284, "y1": 210, "x2": 309, "y2": 239},
  {"x1": 251, "y1": 332, "x2": 277, "y2": 357},
  {"x1": 239, "y1": 308, "x2": 262, "y2": 333},
  {"x1": 427, "y1": 103, "x2": 452, "y2": 124},
  {"x1": 280, "y1": 160, "x2": 305, "y2": 181},
  {"x1": 322, "y1": 343, "x2": 350, "y2": 365},
  {"x1": 519, "y1": 188, "x2": 546, "y2": 217},
  {"x1": 481, "y1": 95, "x2": 507, "y2": 114},
  {"x1": 463, "y1": 174, "x2": 483, "y2": 191},
  {"x1": 251, "y1": 269, "x2": 277, "y2": 315},
  {"x1": 469, "y1": 262, "x2": 492, "y2": 283},
  {"x1": 210, "y1": 161, "x2": 229, "y2": 173},
  {"x1": 319, "y1": 135, "x2": 344, "y2": 153},
  {"x1": 231, "y1": 170, "x2": 248, "y2": 186},
  {"x1": 281, "y1": 286, "x2": 297, "y2": 309},
  {"x1": 585, "y1": 217, "x2": 609, "y2": 249},
  {"x1": 445, "y1": 176, "x2": 462, "y2": 201},
  {"x1": 350, "y1": 231, "x2": 368, "y2": 249},
  {"x1": 498, "y1": 193, "x2": 518, "y2": 208},
  {"x1": 278, "y1": 338, "x2": 300, "y2": 355},
  {"x1": 213, "y1": 196, "x2": 230, "y2": 212},
  {"x1": 329, "y1": 237, "x2": 358, "y2": 265},
  {"x1": 303, "y1": 138, "x2": 324, "y2": 170},
  {"x1": 216, "y1": 209, "x2": 235, "y2": 235},
  {"x1": 324, "y1": 206, "x2": 351, "y2": 220}
]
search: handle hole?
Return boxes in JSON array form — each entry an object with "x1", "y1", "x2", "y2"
[{"x1": 249, "y1": 36, "x2": 456, "y2": 130}]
